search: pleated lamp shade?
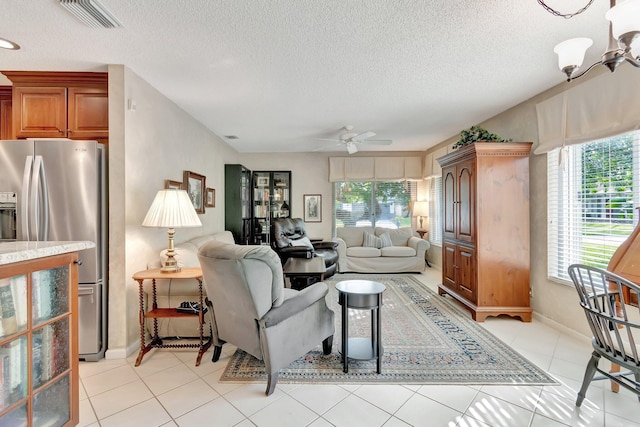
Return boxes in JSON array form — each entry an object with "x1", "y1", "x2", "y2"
[{"x1": 142, "y1": 189, "x2": 202, "y2": 228}]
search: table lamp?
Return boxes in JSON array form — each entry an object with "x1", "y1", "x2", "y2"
[
  {"x1": 142, "y1": 189, "x2": 202, "y2": 272},
  {"x1": 412, "y1": 201, "x2": 429, "y2": 230}
]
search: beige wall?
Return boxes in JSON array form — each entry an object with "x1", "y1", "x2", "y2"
[
  {"x1": 240, "y1": 151, "x2": 424, "y2": 241},
  {"x1": 107, "y1": 64, "x2": 617, "y2": 356},
  {"x1": 107, "y1": 65, "x2": 240, "y2": 357},
  {"x1": 422, "y1": 70, "x2": 615, "y2": 337}
]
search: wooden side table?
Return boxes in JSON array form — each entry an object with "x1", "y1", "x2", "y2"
[
  {"x1": 133, "y1": 267, "x2": 212, "y2": 366},
  {"x1": 416, "y1": 230, "x2": 431, "y2": 268}
]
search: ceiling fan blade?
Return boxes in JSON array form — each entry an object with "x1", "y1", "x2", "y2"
[
  {"x1": 353, "y1": 131, "x2": 376, "y2": 140},
  {"x1": 359, "y1": 139, "x2": 392, "y2": 145},
  {"x1": 316, "y1": 138, "x2": 343, "y2": 142}
]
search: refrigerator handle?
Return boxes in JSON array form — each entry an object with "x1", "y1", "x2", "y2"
[
  {"x1": 21, "y1": 156, "x2": 33, "y2": 240},
  {"x1": 31, "y1": 155, "x2": 50, "y2": 241}
]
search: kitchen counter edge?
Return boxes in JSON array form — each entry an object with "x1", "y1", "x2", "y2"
[{"x1": 0, "y1": 241, "x2": 96, "y2": 265}]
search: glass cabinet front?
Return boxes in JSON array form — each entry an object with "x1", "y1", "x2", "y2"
[
  {"x1": 252, "y1": 171, "x2": 291, "y2": 245},
  {"x1": 0, "y1": 255, "x2": 75, "y2": 427}
]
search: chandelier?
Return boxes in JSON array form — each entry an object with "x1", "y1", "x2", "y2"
[{"x1": 540, "y1": 0, "x2": 640, "y2": 81}]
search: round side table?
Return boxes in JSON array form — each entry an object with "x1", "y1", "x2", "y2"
[{"x1": 335, "y1": 279, "x2": 386, "y2": 373}]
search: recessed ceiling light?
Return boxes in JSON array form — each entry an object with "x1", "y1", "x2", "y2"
[{"x1": 0, "y1": 38, "x2": 20, "y2": 50}]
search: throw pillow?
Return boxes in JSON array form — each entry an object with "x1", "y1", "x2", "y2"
[
  {"x1": 363, "y1": 232, "x2": 381, "y2": 248},
  {"x1": 290, "y1": 236, "x2": 314, "y2": 250},
  {"x1": 379, "y1": 232, "x2": 393, "y2": 248}
]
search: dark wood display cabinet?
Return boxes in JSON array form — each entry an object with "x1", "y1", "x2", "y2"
[
  {"x1": 225, "y1": 164, "x2": 253, "y2": 244},
  {"x1": 437, "y1": 142, "x2": 533, "y2": 322},
  {"x1": 252, "y1": 171, "x2": 291, "y2": 245}
]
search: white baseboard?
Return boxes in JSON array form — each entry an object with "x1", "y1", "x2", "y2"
[
  {"x1": 533, "y1": 311, "x2": 590, "y2": 343},
  {"x1": 105, "y1": 340, "x2": 140, "y2": 360}
]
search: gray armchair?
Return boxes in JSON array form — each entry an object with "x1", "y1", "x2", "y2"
[{"x1": 198, "y1": 241, "x2": 335, "y2": 396}]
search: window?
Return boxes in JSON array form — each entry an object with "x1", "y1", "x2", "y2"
[
  {"x1": 429, "y1": 177, "x2": 443, "y2": 245},
  {"x1": 548, "y1": 131, "x2": 640, "y2": 282},
  {"x1": 334, "y1": 181, "x2": 415, "y2": 230}
]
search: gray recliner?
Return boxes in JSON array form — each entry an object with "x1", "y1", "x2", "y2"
[{"x1": 198, "y1": 240, "x2": 335, "y2": 396}]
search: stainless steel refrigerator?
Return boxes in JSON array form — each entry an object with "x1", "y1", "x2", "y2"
[{"x1": 0, "y1": 138, "x2": 107, "y2": 361}]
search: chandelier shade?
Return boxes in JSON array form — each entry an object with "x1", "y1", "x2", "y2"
[
  {"x1": 554, "y1": 38, "x2": 594, "y2": 70},
  {"x1": 606, "y1": 0, "x2": 640, "y2": 40},
  {"x1": 543, "y1": 0, "x2": 640, "y2": 81}
]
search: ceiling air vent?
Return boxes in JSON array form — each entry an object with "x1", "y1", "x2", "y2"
[{"x1": 60, "y1": 0, "x2": 123, "y2": 28}]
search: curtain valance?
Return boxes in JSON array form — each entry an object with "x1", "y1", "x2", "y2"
[
  {"x1": 535, "y1": 64, "x2": 640, "y2": 155},
  {"x1": 423, "y1": 146, "x2": 448, "y2": 178},
  {"x1": 328, "y1": 156, "x2": 422, "y2": 182}
]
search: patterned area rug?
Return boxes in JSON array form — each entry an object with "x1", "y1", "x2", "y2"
[{"x1": 220, "y1": 274, "x2": 558, "y2": 385}]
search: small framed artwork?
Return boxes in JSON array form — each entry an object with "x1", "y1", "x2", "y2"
[
  {"x1": 183, "y1": 170, "x2": 206, "y2": 214},
  {"x1": 164, "y1": 179, "x2": 182, "y2": 190},
  {"x1": 205, "y1": 188, "x2": 215, "y2": 208},
  {"x1": 256, "y1": 176, "x2": 269, "y2": 187},
  {"x1": 303, "y1": 194, "x2": 322, "y2": 222}
]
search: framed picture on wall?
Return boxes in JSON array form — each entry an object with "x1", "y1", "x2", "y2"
[
  {"x1": 303, "y1": 194, "x2": 322, "y2": 222},
  {"x1": 164, "y1": 179, "x2": 183, "y2": 190},
  {"x1": 205, "y1": 188, "x2": 215, "y2": 208},
  {"x1": 183, "y1": 170, "x2": 206, "y2": 214}
]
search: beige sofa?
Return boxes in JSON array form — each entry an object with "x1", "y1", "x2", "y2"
[
  {"x1": 145, "y1": 231, "x2": 235, "y2": 338},
  {"x1": 334, "y1": 226, "x2": 429, "y2": 273}
]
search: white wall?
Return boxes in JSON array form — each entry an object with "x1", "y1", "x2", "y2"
[{"x1": 107, "y1": 65, "x2": 240, "y2": 357}]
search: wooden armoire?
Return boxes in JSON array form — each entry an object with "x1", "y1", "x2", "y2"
[{"x1": 437, "y1": 142, "x2": 533, "y2": 322}]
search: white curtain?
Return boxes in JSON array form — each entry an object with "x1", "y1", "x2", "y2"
[{"x1": 535, "y1": 64, "x2": 640, "y2": 155}]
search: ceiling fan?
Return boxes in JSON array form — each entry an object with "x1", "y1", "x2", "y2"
[{"x1": 319, "y1": 125, "x2": 392, "y2": 154}]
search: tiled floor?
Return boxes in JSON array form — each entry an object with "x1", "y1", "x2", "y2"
[{"x1": 79, "y1": 269, "x2": 640, "y2": 426}]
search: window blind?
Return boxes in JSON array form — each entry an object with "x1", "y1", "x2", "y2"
[
  {"x1": 429, "y1": 177, "x2": 443, "y2": 245},
  {"x1": 334, "y1": 181, "x2": 415, "y2": 230},
  {"x1": 547, "y1": 131, "x2": 640, "y2": 282}
]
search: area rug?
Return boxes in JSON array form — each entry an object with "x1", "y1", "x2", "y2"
[{"x1": 220, "y1": 274, "x2": 558, "y2": 385}]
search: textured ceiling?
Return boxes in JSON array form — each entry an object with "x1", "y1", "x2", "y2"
[{"x1": 0, "y1": 0, "x2": 611, "y2": 153}]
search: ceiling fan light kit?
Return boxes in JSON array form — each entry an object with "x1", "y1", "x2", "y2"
[
  {"x1": 320, "y1": 125, "x2": 393, "y2": 154},
  {"x1": 541, "y1": 0, "x2": 640, "y2": 82}
]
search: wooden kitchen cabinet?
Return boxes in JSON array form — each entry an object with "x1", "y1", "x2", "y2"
[
  {"x1": 0, "y1": 86, "x2": 11, "y2": 140},
  {"x1": 2, "y1": 71, "x2": 108, "y2": 141},
  {"x1": 437, "y1": 142, "x2": 532, "y2": 322}
]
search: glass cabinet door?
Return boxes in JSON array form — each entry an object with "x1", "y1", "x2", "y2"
[
  {"x1": 0, "y1": 335, "x2": 28, "y2": 413},
  {"x1": 32, "y1": 266, "x2": 69, "y2": 326},
  {"x1": 0, "y1": 253, "x2": 76, "y2": 427},
  {"x1": 251, "y1": 170, "x2": 291, "y2": 245},
  {"x1": 0, "y1": 275, "x2": 28, "y2": 339}
]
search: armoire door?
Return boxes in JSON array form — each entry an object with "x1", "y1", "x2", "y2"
[{"x1": 456, "y1": 160, "x2": 475, "y2": 244}]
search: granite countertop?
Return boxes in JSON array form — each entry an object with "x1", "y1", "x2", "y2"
[{"x1": 0, "y1": 241, "x2": 96, "y2": 266}]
